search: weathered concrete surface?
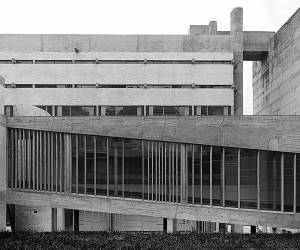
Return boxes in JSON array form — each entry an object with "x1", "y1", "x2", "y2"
[
  {"x1": 0, "y1": 115, "x2": 6, "y2": 231},
  {"x1": 6, "y1": 116, "x2": 300, "y2": 153},
  {"x1": 0, "y1": 34, "x2": 232, "y2": 52},
  {"x1": 243, "y1": 31, "x2": 274, "y2": 61},
  {"x1": 7, "y1": 190, "x2": 300, "y2": 229},
  {"x1": 231, "y1": 7, "x2": 243, "y2": 115},
  {"x1": 253, "y1": 8, "x2": 300, "y2": 115}
]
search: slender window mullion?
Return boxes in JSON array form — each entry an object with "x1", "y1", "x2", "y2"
[{"x1": 238, "y1": 148, "x2": 240, "y2": 209}]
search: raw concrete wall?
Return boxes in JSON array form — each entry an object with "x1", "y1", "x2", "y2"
[
  {"x1": 5, "y1": 88, "x2": 234, "y2": 107},
  {"x1": 253, "y1": 8, "x2": 300, "y2": 115},
  {"x1": 0, "y1": 63, "x2": 233, "y2": 86},
  {"x1": 0, "y1": 34, "x2": 232, "y2": 52},
  {"x1": 7, "y1": 116, "x2": 300, "y2": 153},
  {"x1": 15, "y1": 205, "x2": 52, "y2": 231},
  {"x1": 0, "y1": 115, "x2": 6, "y2": 231}
]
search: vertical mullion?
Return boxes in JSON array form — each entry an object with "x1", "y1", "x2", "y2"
[
  {"x1": 281, "y1": 152, "x2": 284, "y2": 212},
  {"x1": 257, "y1": 150, "x2": 260, "y2": 210},
  {"x1": 156, "y1": 142, "x2": 158, "y2": 201},
  {"x1": 175, "y1": 144, "x2": 178, "y2": 202},
  {"x1": 84, "y1": 135, "x2": 87, "y2": 195},
  {"x1": 28, "y1": 130, "x2": 31, "y2": 190},
  {"x1": 14, "y1": 129, "x2": 17, "y2": 189},
  {"x1": 51, "y1": 132, "x2": 53, "y2": 191},
  {"x1": 172, "y1": 143, "x2": 175, "y2": 203},
  {"x1": 106, "y1": 137, "x2": 109, "y2": 197},
  {"x1": 22, "y1": 129, "x2": 25, "y2": 189},
  {"x1": 147, "y1": 141, "x2": 150, "y2": 201},
  {"x1": 76, "y1": 135, "x2": 78, "y2": 194},
  {"x1": 294, "y1": 153, "x2": 297, "y2": 214},
  {"x1": 200, "y1": 145, "x2": 202, "y2": 205},
  {"x1": 164, "y1": 142, "x2": 167, "y2": 202},
  {"x1": 151, "y1": 142, "x2": 154, "y2": 201},
  {"x1": 222, "y1": 147, "x2": 225, "y2": 207},
  {"x1": 210, "y1": 145, "x2": 212, "y2": 206},
  {"x1": 94, "y1": 136, "x2": 96, "y2": 195},
  {"x1": 47, "y1": 132, "x2": 50, "y2": 191},
  {"x1": 44, "y1": 131, "x2": 47, "y2": 191},
  {"x1": 142, "y1": 141, "x2": 144, "y2": 200},
  {"x1": 158, "y1": 142, "x2": 161, "y2": 201},
  {"x1": 238, "y1": 148, "x2": 241, "y2": 209},
  {"x1": 32, "y1": 130, "x2": 35, "y2": 190},
  {"x1": 192, "y1": 145, "x2": 195, "y2": 204},
  {"x1": 122, "y1": 139, "x2": 125, "y2": 198},
  {"x1": 55, "y1": 133, "x2": 58, "y2": 192},
  {"x1": 168, "y1": 143, "x2": 171, "y2": 202},
  {"x1": 60, "y1": 133, "x2": 62, "y2": 192},
  {"x1": 11, "y1": 129, "x2": 15, "y2": 189}
]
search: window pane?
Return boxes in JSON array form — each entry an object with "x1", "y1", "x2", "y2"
[
  {"x1": 108, "y1": 138, "x2": 123, "y2": 197},
  {"x1": 240, "y1": 149, "x2": 257, "y2": 209},
  {"x1": 62, "y1": 106, "x2": 71, "y2": 116},
  {"x1": 164, "y1": 106, "x2": 186, "y2": 116},
  {"x1": 259, "y1": 151, "x2": 281, "y2": 211},
  {"x1": 86, "y1": 136, "x2": 94, "y2": 195},
  {"x1": 78, "y1": 135, "x2": 85, "y2": 194},
  {"x1": 71, "y1": 106, "x2": 95, "y2": 116},
  {"x1": 116, "y1": 106, "x2": 144, "y2": 116},
  {"x1": 153, "y1": 106, "x2": 163, "y2": 116},
  {"x1": 105, "y1": 106, "x2": 116, "y2": 116},
  {"x1": 225, "y1": 148, "x2": 238, "y2": 207},
  {"x1": 212, "y1": 146, "x2": 223, "y2": 206},
  {"x1": 202, "y1": 145, "x2": 210, "y2": 205},
  {"x1": 124, "y1": 139, "x2": 143, "y2": 199},
  {"x1": 194, "y1": 145, "x2": 201, "y2": 204},
  {"x1": 96, "y1": 136, "x2": 107, "y2": 196},
  {"x1": 71, "y1": 135, "x2": 77, "y2": 193},
  {"x1": 187, "y1": 144, "x2": 193, "y2": 203},
  {"x1": 284, "y1": 153, "x2": 294, "y2": 212},
  {"x1": 208, "y1": 106, "x2": 225, "y2": 115}
]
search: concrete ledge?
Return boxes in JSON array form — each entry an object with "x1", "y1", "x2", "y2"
[
  {"x1": 7, "y1": 190, "x2": 300, "y2": 229},
  {"x1": 6, "y1": 116, "x2": 300, "y2": 153}
]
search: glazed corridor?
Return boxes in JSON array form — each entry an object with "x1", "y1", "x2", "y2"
[{"x1": 7, "y1": 128, "x2": 300, "y2": 213}]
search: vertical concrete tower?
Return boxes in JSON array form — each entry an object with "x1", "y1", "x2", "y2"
[{"x1": 231, "y1": 7, "x2": 243, "y2": 115}]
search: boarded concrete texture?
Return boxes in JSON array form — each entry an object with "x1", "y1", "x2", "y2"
[
  {"x1": 7, "y1": 190, "x2": 300, "y2": 229},
  {"x1": 253, "y1": 8, "x2": 300, "y2": 115},
  {"x1": 15, "y1": 205, "x2": 52, "y2": 232},
  {"x1": 0, "y1": 116, "x2": 6, "y2": 231},
  {"x1": 6, "y1": 116, "x2": 300, "y2": 153},
  {"x1": 0, "y1": 34, "x2": 232, "y2": 52}
]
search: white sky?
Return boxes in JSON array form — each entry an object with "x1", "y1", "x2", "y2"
[{"x1": 0, "y1": 0, "x2": 299, "y2": 114}]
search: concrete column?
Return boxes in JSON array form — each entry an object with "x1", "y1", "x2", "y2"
[
  {"x1": 230, "y1": 7, "x2": 244, "y2": 115},
  {"x1": 57, "y1": 208, "x2": 65, "y2": 231},
  {"x1": 209, "y1": 21, "x2": 217, "y2": 35},
  {"x1": 0, "y1": 120, "x2": 7, "y2": 231},
  {"x1": 167, "y1": 218, "x2": 177, "y2": 233}
]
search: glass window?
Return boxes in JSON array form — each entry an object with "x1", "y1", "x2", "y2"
[
  {"x1": 105, "y1": 106, "x2": 116, "y2": 116},
  {"x1": 240, "y1": 149, "x2": 257, "y2": 209},
  {"x1": 212, "y1": 146, "x2": 223, "y2": 206},
  {"x1": 96, "y1": 136, "x2": 107, "y2": 196},
  {"x1": 108, "y1": 138, "x2": 123, "y2": 197},
  {"x1": 153, "y1": 106, "x2": 164, "y2": 116},
  {"x1": 225, "y1": 148, "x2": 238, "y2": 207},
  {"x1": 86, "y1": 136, "x2": 95, "y2": 195},
  {"x1": 208, "y1": 106, "x2": 225, "y2": 115},
  {"x1": 187, "y1": 144, "x2": 193, "y2": 204},
  {"x1": 202, "y1": 145, "x2": 210, "y2": 205},
  {"x1": 201, "y1": 106, "x2": 208, "y2": 116},
  {"x1": 71, "y1": 135, "x2": 77, "y2": 193},
  {"x1": 284, "y1": 153, "x2": 294, "y2": 212},
  {"x1": 259, "y1": 151, "x2": 281, "y2": 211},
  {"x1": 71, "y1": 106, "x2": 95, "y2": 116},
  {"x1": 4, "y1": 105, "x2": 14, "y2": 117},
  {"x1": 124, "y1": 139, "x2": 143, "y2": 199},
  {"x1": 194, "y1": 145, "x2": 201, "y2": 204},
  {"x1": 78, "y1": 135, "x2": 85, "y2": 194},
  {"x1": 116, "y1": 106, "x2": 144, "y2": 116},
  {"x1": 62, "y1": 106, "x2": 71, "y2": 116}
]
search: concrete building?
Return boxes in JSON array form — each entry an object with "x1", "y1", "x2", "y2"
[{"x1": 0, "y1": 7, "x2": 300, "y2": 233}]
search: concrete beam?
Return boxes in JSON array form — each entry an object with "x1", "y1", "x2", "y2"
[
  {"x1": 7, "y1": 190, "x2": 300, "y2": 229},
  {"x1": 6, "y1": 116, "x2": 300, "y2": 153}
]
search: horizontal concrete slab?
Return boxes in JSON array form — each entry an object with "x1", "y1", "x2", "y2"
[
  {"x1": 6, "y1": 116, "x2": 300, "y2": 153},
  {"x1": 7, "y1": 190, "x2": 300, "y2": 229}
]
